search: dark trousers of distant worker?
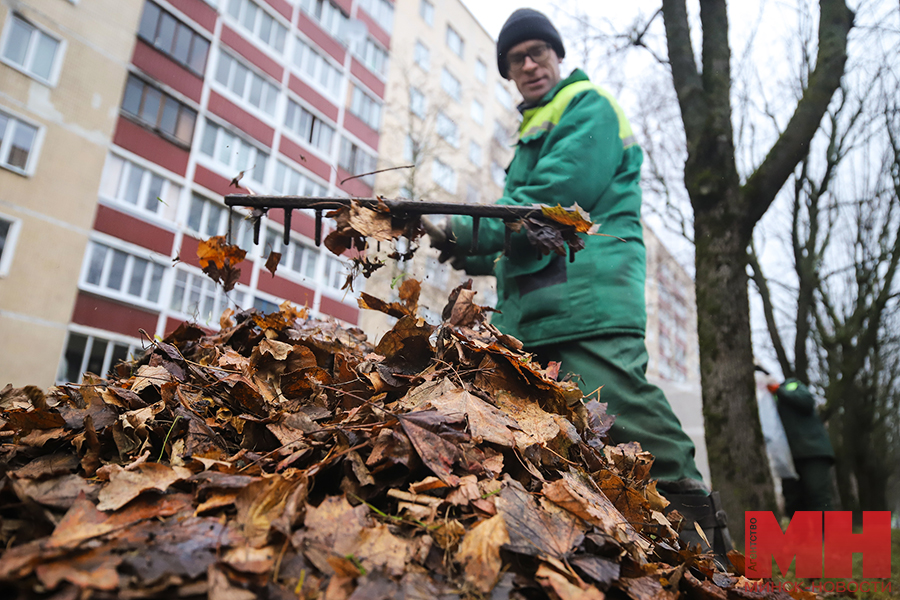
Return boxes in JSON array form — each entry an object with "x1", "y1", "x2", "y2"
[
  {"x1": 782, "y1": 457, "x2": 835, "y2": 517},
  {"x1": 531, "y1": 333, "x2": 705, "y2": 489}
]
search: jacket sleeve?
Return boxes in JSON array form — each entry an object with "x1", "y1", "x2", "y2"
[
  {"x1": 458, "y1": 253, "x2": 500, "y2": 276},
  {"x1": 451, "y1": 90, "x2": 625, "y2": 257},
  {"x1": 776, "y1": 380, "x2": 817, "y2": 415}
]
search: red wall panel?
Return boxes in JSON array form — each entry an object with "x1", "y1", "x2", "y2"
[
  {"x1": 166, "y1": 0, "x2": 217, "y2": 32},
  {"x1": 220, "y1": 25, "x2": 284, "y2": 82},
  {"x1": 350, "y1": 58, "x2": 385, "y2": 99},
  {"x1": 278, "y1": 137, "x2": 332, "y2": 183},
  {"x1": 257, "y1": 275, "x2": 315, "y2": 307},
  {"x1": 207, "y1": 91, "x2": 275, "y2": 147},
  {"x1": 71, "y1": 293, "x2": 159, "y2": 339},
  {"x1": 193, "y1": 165, "x2": 236, "y2": 198},
  {"x1": 297, "y1": 13, "x2": 346, "y2": 64},
  {"x1": 131, "y1": 40, "x2": 203, "y2": 103},
  {"x1": 342, "y1": 112, "x2": 379, "y2": 152},
  {"x1": 288, "y1": 74, "x2": 339, "y2": 122},
  {"x1": 262, "y1": 0, "x2": 292, "y2": 20},
  {"x1": 356, "y1": 10, "x2": 390, "y2": 49},
  {"x1": 319, "y1": 296, "x2": 359, "y2": 324},
  {"x1": 113, "y1": 118, "x2": 190, "y2": 177},
  {"x1": 336, "y1": 167, "x2": 373, "y2": 197},
  {"x1": 267, "y1": 209, "x2": 317, "y2": 240},
  {"x1": 93, "y1": 205, "x2": 175, "y2": 256}
]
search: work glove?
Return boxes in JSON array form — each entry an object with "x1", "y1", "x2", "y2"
[{"x1": 421, "y1": 216, "x2": 458, "y2": 264}]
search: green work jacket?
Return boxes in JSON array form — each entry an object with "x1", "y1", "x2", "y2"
[
  {"x1": 774, "y1": 379, "x2": 835, "y2": 461},
  {"x1": 451, "y1": 69, "x2": 646, "y2": 346}
]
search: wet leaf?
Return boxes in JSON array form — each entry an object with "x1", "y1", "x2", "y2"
[
  {"x1": 456, "y1": 514, "x2": 509, "y2": 593},
  {"x1": 96, "y1": 463, "x2": 192, "y2": 511}
]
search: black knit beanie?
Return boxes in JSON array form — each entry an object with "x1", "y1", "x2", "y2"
[{"x1": 496, "y1": 9, "x2": 565, "y2": 79}]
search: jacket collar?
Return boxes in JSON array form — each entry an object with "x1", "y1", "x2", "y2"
[{"x1": 517, "y1": 68, "x2": 590, "y2": 114}]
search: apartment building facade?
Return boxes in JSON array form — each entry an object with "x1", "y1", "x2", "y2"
[
  {"x1": 0, "y1": 0, "x2": 394, "y2": 387},
  {"x1": 359, "y1": 0, "x2": 520, "y2": 335}
]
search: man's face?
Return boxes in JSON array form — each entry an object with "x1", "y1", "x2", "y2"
[{"x1": 506, "y1": 39, "x2": 562, "y2": 104}]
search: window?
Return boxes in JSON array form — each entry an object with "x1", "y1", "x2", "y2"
[
  {"x1": 403, "y1": 135, "x2": 421, "y2": 164},
  {"x1": 225, "y1": 0, "x2": 287, "y2": 52},
  {"x1": 470, "y1": 99, "x2": 484, "y2": 124},
  {"x1": 58, "y1": 331, "x2": 141, "y2": 384},
  {"x1": 495, "y1": 81, "x2": 513, "y2": 109},
  {"x1": 170, "y1": 268, "x2": 246, "y2": 323},
  {"x1": 441, "y1": 68, "x2": 461, "y2": 101},
  {"x1": 138, "y1": 1, "x2": 210, "y2": 75},
  {"x1": 82, "y1": 241, "x2": 166, "y2": 305},
  {"x1": 357, "y1": 0, "x2": 393, "y2": 33},
  {"x1": 431, "y1": 159, "x2": 456, "y2": 193},
  {"x1": 358, "y1": 37, "x2": 388, "y2": 77},
  {"x1": 493, "y1": 119, "x2": 510, "y2": 144},
  {"x1": 1, "y1": 14, "x2": 62, "y2": 83},
  {"x1": 338, "y1": 137, "x2": 377, "y2": 186},
  {"x1": 284, "y1": 99, "x2": 334, "y2": 154},
  {"x1": 0, "y1": 213, "x2": 22, "y2": 277},
  {"x1": 199, "y1": 119, "x2": 269, "y2": 184},
  {"x1": 324, "y1": 255, "x2": 351, "y2": 289},
  {"x1": 409, "y1": 86, "x2": 426, "y2": 118},
  {"x1": 491, "y1": 161, "x2": 506, "y2": 187},
  {"x1": 419, "y1": 0, "x2": 434, "y2": 26},
  {"x1": 436, "y1": 111, "x2": 458, "y2": 147},
  {"x1": 475, "y1": 58, "x2": 487, "y2": 83},
  {"x1": 186, "y1": 194, "x2": 255, "y2": 250},
  {"x1": 413, "y1": 41, "x2": 429, "y2": 71},
  {"x1": 300, "y1": 0, "x2": 349, "y2": 43},
  {"x1": 446, "y1": 26, "x2": 463, "y2": 58},
  {"x1": 262, "y1": 226, "x2": 319, "y2": 280},
  {"x1": 468, "y1": 141, "x2": 481, "y2": 166},
  {"x1": 293, "y1": 38, "x2": 343, "y2": 99},
  {"x1": 122, "y1": 75, "x2": 197, "y2": 145},
  {"x1": 0, "y1": 109, "x2": 39, "y2": 174},
  {"x1": 99, "y1": 154, "x2": 181, "y2": 219},
  {"x1": 215, "y1": 52, "x2": 279, "y2": 116},
  {"x1": 273, "y1": 160, "x2": 327, "y2": 197},
  {"x1": 349, "y1": 85, "x2": 382, "y2": 130}
]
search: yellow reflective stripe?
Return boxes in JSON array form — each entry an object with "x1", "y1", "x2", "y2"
[{"x1": 519, "y1": 80, "x2": 636, "y2": 146}]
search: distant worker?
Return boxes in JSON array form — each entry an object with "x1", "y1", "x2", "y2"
[
  {"x1": 767, "y1": 379, "x2": 835, "y2": 515},
  {"x1": 429, "y1": 8, "x2": 731, "y2": 557}
]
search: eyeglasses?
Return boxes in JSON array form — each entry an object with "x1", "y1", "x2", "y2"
[{"x1": 507, "y1": 43, "x2": 552, "y2": 74}]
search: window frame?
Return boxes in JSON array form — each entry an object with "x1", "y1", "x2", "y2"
[
  {"x1": 262, "y1": 225, "x2": 321, "y2": 283},
  {"x1": 169, "y1": 265, "x2": 248, "y2": 325},
  {"x1": 0, "y1": 12, "x2": 65, "y2": 86},
  {"x1": 137, "y1": 1, "x2": 211, "y2": 76},
  {"x1": 409, "y1": 86, "x2": 426, "y2": 118},
  {"x1": 0, "y1": 107, "x2": 43, "y2": 176},
  {"x1": 440, "y1": 67, "x2": 461, "y2": 102},
  {"x1": 185, "y1": 192, "x2": 256, "y2": 252},
  {"x1": 413, "y1": 40, "x2": 429, "y2": 71},
  {"x1": 436, "y1": 111, "x2": 459, "y2": 148},
  {"x1": 431, "y1": 158, "x2": 456, "y2": 194},
  {"x1": 79, "y1": 238, "x2": 168, "y2": 310},
  {"x1": 495, "y1": 81, "x2": 513, "y2": 109},
  {"x1": 446, "y1": 25, "x2": 464, "y2": 58},
  {"x1": 338, "y1": 136, "x2": 377, "y2": 186},
  {"x1": 198, "y1": 117, "x2": 270, "y2": 185},
  {"x1": 419, "y1": 0, "x2": 434, "y2": 26},
  {"x1": 57, "y1": 327, "x2": 143, "y2": 384},
  {"x1": 474, "y1": 58, "x2": 487, "y2": 84},
  {"x1": 349, "y1": 85, "x2": 382, "y2": 130},
  {"x1": 284, "y1": 97, "x2": 336, "y2": 157},
  {"x1": 223, "y1": 0, "x2": 288, "y2": 53},
  {"x1": 121, "y1": 73, "x2": 198, "y2": 147},
  {"x1": 468, "y1": 140, "x2": 482, "y2": 166},
  {"x1": 470, "y1": 99, "x2": 484, "y2": 125},
  {"x1": 272, "y1": 159, "x2": 328, "y2": 198},
  {"x1": 213, "y1": 49, "x2": 280, "y2": 118},
  {"x1": 0, "y1": 212, "x2": 23, "y2": 277},
  {"x1": 293, "y1": 35, "x2": 344, "y2": 101},
  {"x1": 98, "y1": 152, "x2": 183, "y2": 222}
]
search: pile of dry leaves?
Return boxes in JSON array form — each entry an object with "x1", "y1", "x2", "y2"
[{"x1": 0, "y1": 281, "x2": 787, "y2": 600}]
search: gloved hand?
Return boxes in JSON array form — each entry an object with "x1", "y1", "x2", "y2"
[{"x1": 421, "y1": 217, "x2": 457, "y2": 264}]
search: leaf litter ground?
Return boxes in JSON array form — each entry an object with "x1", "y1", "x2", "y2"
[{"x1": 0, "y1": 280, "x2": 793, "y2": 600}]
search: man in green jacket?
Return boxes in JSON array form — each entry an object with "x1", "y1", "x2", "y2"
[
  {"x1": 433, "y1": 8, "x2": 731, "y2": 557},
  {"x1": 767, "y1": 379, "x2": 835, "y2": 515}
]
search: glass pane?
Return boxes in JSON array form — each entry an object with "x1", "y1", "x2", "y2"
[
  {"x1": 227, "y1": 0, "x2": 242, "y2": 19},
  {"x1": 147, "y1": 265, "x2": 164, "y2": 302},
  {"x1": 170, "y1": 269, "x2": 188, "y2": 311},
  {"x1": 259, "y1": 13, "x2": 273, "y2": 42},
  {"x1": 3, "y1": 18, "x2": 32, "y2": 66},
  {"x1": 7, "y1": 121, "x2": 37, "y2": 170},
  {"x1": 187, "y1": 195, "x2": 204, "y2": 232},
  {"x1": 128, "y1": 258, "x2": 148, "y2": 296},
  {"x1": 199, "y1": 287, "x2": 214, "y2": 317},
  {"x1": 304, "y1": 250, "x2": 317, "y2": 278},
  {"x1": 215, "y1": 53, "x2": 231, "y2": 86},
  {"x1": 145, "y1": 174, "x2": 164, "y2": 212},
  {"x1": 200, "y1": 121, "x2": 217, "y2": 156},
  {"x1": 291, "y1": 247, "x2": 303, "y2": 272},
  {"x1": 61, "y1": 333, "x2": 88, "y2": 383},
  {"x1": 172, "y1": 24, "x2": 192, "y2": 64},
  {"x1": 273, "y1": 23, "x2": 286, "y2": 52},
  {"x1": 139, "y1": 86, "x2": 162, "y2": 126},
  {"x1": 242, "y1": 3, "x2": 258, "y2": 31},
  {"x1": 205, "y1": 203, "x2": 224, "y2": 236},
  {"x1": 216, "y1": 130, "x2": 235, "y2": 165},
  {"x1": 188, "y1": 36, "x2": 209, "y2": 74},
  {"x1": 138, "y1": 2, "x2": 161, "y2": 42},
  {"x1": 188, "y1": 277, "x2": 202, "y2": 310},
  {"x1": 0, "y1": 219, "x2": 11, "y2": 259},
  {"x1": 107, "y1": 251, "x2": 128, "y2": 291},
  {"x1": 159, "y1": 97, "x2": 179, "y2": 136},
  {"x1": 248, "y1": 75, "x2": 263, "y2": 108},
  {"x1": 124, "y1": 163, "x2": 143, "y2": 205},
  {"x1": 86, "y1": 337, "x2": 107, "y2": 376},
  {"x1": 122, "y1": 77, "x2": 143, "y2": 116},
  {"x1": 0, "y1": 113, "x2": 8, "y2": 149},
  {"x1": 31, "y1": 32, "x2": 59, "y2": 80},
  {"x1": 156, "y1": 12, "x2": 176, "y2": 53},
  {"x1": 86, "y1": 244, "x2": 107, "y2": 284},
  {"x1": 254, "y1": 153, "x2": 267, "y2": 182},
  {"x1": 175, "y1": 108, "x2": 196, "y2": 145},
  {"x1": 232, "y1": 62, "x2": 248, "y2": 96},
  {"x1": 235, "y1": 143, "x2": 251, "y2": 172},
  {"x1": 110, "y1": 344, "x2": 131, "y2": 368},
  {"x1": 263, "y1": 86, "x2": 276, "y2": 115}
]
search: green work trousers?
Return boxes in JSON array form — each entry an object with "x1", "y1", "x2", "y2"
[
  {"x1": 782, "y1": 457, "x2": 835, "y2": 516},
  {"x1": 530, "y1": 334, "x2": 705, "y2": 486}
]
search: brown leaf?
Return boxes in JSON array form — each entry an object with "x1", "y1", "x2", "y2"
[
  {"x1": 496, "y1": 480, "x2": 585, "y2": 559},
  {"x1": 355, "y1": 523, "x2": 411, "y2": 577},
  {"x1": 535, "y1": 562, "x2": 605, "y2": 600},
  {"x1": 234, "y1": 474, "x2": 301, "y2": 547},
  {"x1": 456, "y1": 514, "x2": 509, "y2": 593},
  {"x1": 222, "y1": 545, "x2": 277, "y2": 574},
  {"x1": 197, "y1": 235, "x2": 246, "y2": 292},
  {"x1": 96, "y1": 463, "x2": 191, "y2": 511},
  {"x1": 349, "y1": 204, "x2": 393, "y2": 241},
  {"x1": 399, "y1": 412, "x2": 461, "y2": 486},
  {"x1": 617, "y1": 576, "x2": 678, "y2": 600},
  {"x1": 208, "y1": 564, "x2": 257, "y2": 600},
  {"x1": 35, "y1": 547, "x2": 121, "y2": 591},
  {"x1": 302, "y1": 495, "x2": 369, "y2": 556},
  {"x1": 265, "y1": 250, "x2": 282, "y2": 276},
  {"x1": 9, "y1": 453, "x2": 79, "y2": 479},
  {"x1": 12, "y1": 475, "x2": 97, "y2": 510}
]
